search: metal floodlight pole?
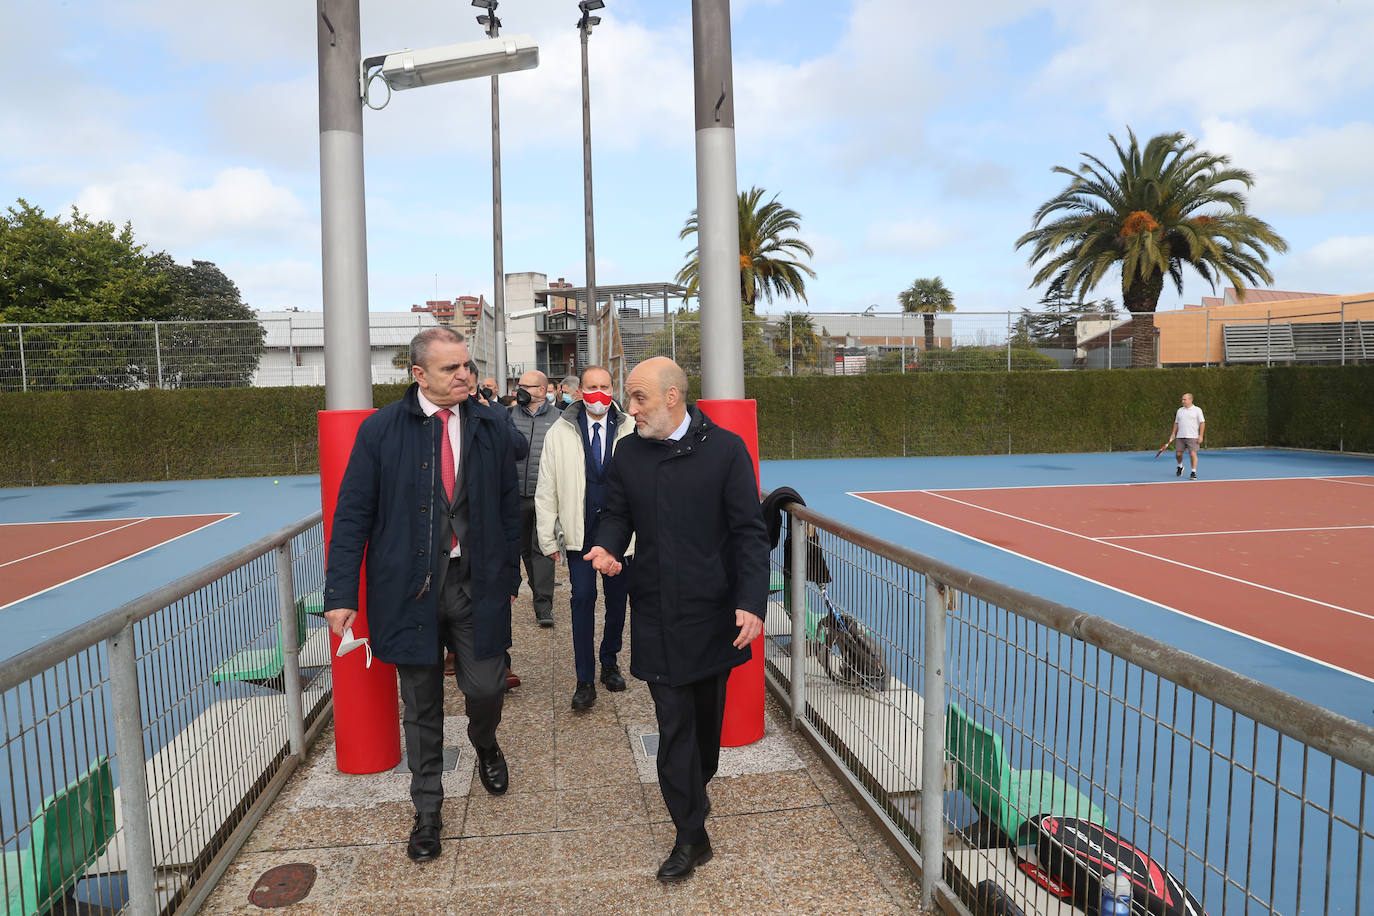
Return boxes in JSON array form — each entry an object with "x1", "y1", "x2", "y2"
[
  {"x1": 691, "y1": 0, "x2": 743, "y2": 397},
  {"x1": 478, "y1": 3, "x2": 509, "y2": 389},
  {"x1": 579, "y1": 3, "x2": 602, "y2": 365},
  {"x1": 317, "y1": 0, "x2": 373, "y2": 410}
]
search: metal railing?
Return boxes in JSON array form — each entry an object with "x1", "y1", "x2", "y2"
[
  {"x1": 0, "y1": 512, "x2": 329, "y2": 915},
  {"x1": 763, "y1": 499, "x2": 1374, "y2": 915}
]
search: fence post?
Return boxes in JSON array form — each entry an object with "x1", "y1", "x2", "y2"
[
  {"x1": 1266, "y1": 310, "x2": 1272, "y2": 367},
  {"x1": 276, "y1": 543, "x2": 307, "y2": 756},
  {"x1": 153, "y1": 322, "x2": 163, "y2": 389},
  {"x1": 1108, "y1": 323, "x2": 1113, "y2": 370},
  {"x1": 901, "y1": 312, "x2": 906, "y2": 374},
  {"x1": 1006, "y1": 313, "x2": 1012, "y2": 371},
  {"x1": 789, "y1": 511, "x2": 806, "y2": 728},
  {"x1": 108, "y1": 623, "x2": 159, "y2": 915},
  {"x1": 920, "y1": 575, "x2": 948, "y2": 909},
  {"x1": 789, "y1": 319, "x2": 794, "y2": 377},
  {"x1": 670, "y1": 312, "x2": 676, "y2": 362},
  {"x1": 1205, "y1": 313, "x2": 1210, "y2": 367},
  {"x1": 17, "y1": 324, "x2": 27, "y2": 392},
  {"x1": 1341, "y1": 302, "x2": 1346, "y2": 366}
]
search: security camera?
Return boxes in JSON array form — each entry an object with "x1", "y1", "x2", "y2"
[{"x1": 375, "y1": 35, "x2": 538, "y2": 91}]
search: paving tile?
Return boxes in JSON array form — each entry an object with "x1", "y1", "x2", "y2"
[
  {"x1": 551, "y1": 823, "x2": 660, "y2": 878},
  {"x1": 346, "y1": 839, "x2": 459, "y2": 894},
  {"x1": 704, "y1": 769, "x2": 826, "y2": 817},
  {"x1": 198, "y1": 847, "x2": 357, "y2": 916},
  {"x1": 451, "y1": 831, "x2": 560, "y2": 887},
  {"x1": 555, "y1": 782, "x2": 652, "y2": 830},
  {"x1": 464, "y1": 787, "x2": 558, "y2": 836},
  {"x1": 269, "y1": 800, "x2": 418, "y2": 850},
  {"x1": 439, "y1": 882, "x2": 554, "y2": 915},
  {"x1": 548, "y1": 870, "x2": 673, "y2": 915}
]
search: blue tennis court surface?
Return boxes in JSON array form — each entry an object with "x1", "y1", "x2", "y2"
[
  {"x1": 3, "y1": 449, "x2": 1370, "y2": 724},
  {"x1": 760, "y1": 447, "x2": 1374, "y2": 724}
]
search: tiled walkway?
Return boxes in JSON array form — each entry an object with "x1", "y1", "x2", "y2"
[{"x1": 200, "y1": 584, "x2": 923, "y2": 915}]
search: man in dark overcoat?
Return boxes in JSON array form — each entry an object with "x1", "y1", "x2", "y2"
[
  {"x1": 323, "y1": 327, "x2": 521, "y2": 863},
  {"x1": 586, "y1": 356, "x2": 770, "y2": 882}
]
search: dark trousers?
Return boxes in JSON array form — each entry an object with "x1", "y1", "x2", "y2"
[
  {"x1": 647, "y1": 671, "x2": 730, "y2": 845},
  {"x1": 567, "y1": 553, "x2": 628, "y2": 683},
  {"x1": 518, "y1": 496, "x2": 555, "y2": 617},
  {"x1": 395, "y1": 555, "x2": 505, "y2": 814}
]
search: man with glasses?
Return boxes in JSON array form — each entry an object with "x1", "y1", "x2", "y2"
[{"x1": 509, "y1": 370, "x2": 560, "y2": 626}]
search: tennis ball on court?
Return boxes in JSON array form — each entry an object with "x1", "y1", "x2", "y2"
[{"x1": 273, "y1": 480, "x2": 279, "y2": 485}]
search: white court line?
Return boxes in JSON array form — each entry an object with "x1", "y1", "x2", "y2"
[
  {"x1": 0, "y1": 513, "x2": 239, "y2": 612},
  {"x1": 853, "y1": 473, "x2": 1374, "y2": 494},
  {"x1": 0, "y1": 517, "x2": 151, "y2": 568},
  {"x1": 0, "y1": 513, "x2": 237, "y2": 526},
  {"x1": 919, "y1": 490, "x2": 1374, "y2": 623},
  {"x1": 1100, "y1": 524, "x2": 1374, "y2": 541},
  {"x1": 847, "y1": 491, "x2": 1374, "y2": 686}
]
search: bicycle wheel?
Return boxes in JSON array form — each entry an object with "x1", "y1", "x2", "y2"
[{"x1": 816, "y1": 616, "x2": 860, "y2": 687}]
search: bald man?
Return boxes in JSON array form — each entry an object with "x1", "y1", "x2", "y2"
[{"x1": 586, "y1": 357, "x2": 769, "y2": 882}]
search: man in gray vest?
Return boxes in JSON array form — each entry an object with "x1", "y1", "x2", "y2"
[{"x1": 509, "y1": 369, "x2": 560, "y2": 626}]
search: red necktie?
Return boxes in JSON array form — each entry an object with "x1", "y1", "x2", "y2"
[{"x1": 436, "y1": 409, "x2": 457, "y2": 549}]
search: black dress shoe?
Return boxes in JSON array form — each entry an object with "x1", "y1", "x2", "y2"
[
  {"x1": 599, "y1": 663, "x2": 627, "y2": 692},
  {"x1": 476, "y1": 744, "x2": 508, "y2": 795},
  {"x1": 406, "y1": 811, "x2": 442, "y2": 862},
  {"x1": 656, "y1": 840, "x2": 713, "y2": 882},
  {"x1": 536, "y1": 611, "x2": 554, "y2": 627},
  {"x1": 571, "y1": 681, "x2": 596, "y2": 710}
]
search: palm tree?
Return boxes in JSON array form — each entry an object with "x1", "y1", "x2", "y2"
[
  {"x1": 1016, "y1": 129, "x2": 1287, "y2": 367},
  {"x1": 775, "y1": 310, "x2": 821, "y2": 373},
  {"x1": 898, "y1": 276, "x2": 955, "y2": 354},
  {"x1": 675, "y1": 187, "x2": 816, "y2": 311}
]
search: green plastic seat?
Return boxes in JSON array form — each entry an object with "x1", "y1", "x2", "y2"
[
  {"x1": 212, "y1": 592, "x2": 316, "y2": 686},
  {"x1": 944, "y1": 702, "x2": 1106, "y2": 846},
  {"x1": 2, "y1": 756, "x2": 116, "y2": 916}
]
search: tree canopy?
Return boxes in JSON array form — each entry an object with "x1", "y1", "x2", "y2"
[
  {"x1": 675, "y1": 187, "x2": 816, "y2": 310},
  {"x1": 0, "y1": 200, "x2": 263, "y2": 389},
  {"x1": 1016, "y1": 129, "x2": 1287, "y2": 366},
  {"x1": 898, "y1": 276, "x2": 956, "y2": 354}
]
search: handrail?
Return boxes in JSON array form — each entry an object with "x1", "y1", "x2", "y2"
[
  {"x1": 0, "y1": 510, "x2": 324, "y2": 693},
  {"x1": 775, "y1": 496, "x2": 1374, "y2": 775}
]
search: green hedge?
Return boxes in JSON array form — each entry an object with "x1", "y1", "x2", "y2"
[{"x1": 0, "y1": 367, "x2": 1367, "y2": 486}]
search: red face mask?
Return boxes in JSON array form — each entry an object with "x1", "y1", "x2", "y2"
[{"x1": 582, "y1": 390, "x2": 613, "y2": 407}]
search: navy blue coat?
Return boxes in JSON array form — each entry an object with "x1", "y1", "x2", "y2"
[
  {"x1": 594, "y1": 406, "x2": 770, "y2": 687},
  {"x1": 324, "y1": 384, "x2": 521, "y2": 664}
]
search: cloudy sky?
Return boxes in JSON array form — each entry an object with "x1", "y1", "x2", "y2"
[{"x1": 4, "y1": 0, "x2": 1371, "y2": 318}]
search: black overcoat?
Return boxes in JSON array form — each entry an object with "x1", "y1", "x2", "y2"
[
  {"x1": 595, "y1": 406, "x2": 770, "y2": 687},
  {"x1": 324, "y1": 384, "x2": 521, "y2": 665}
]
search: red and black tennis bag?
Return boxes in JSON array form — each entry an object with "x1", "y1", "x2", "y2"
[{"x1": 1032, "y1": 815, "x2": 1207, "y2": 916}]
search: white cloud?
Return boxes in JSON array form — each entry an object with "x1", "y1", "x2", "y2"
[
  {"x1": 75, "y1": 165, "x2": 313, "y2": 254},
  {"x1": 864, "y1": 219, "x2": 955, "y2": 255},
  {"x1": 1032, "y1": 0, "x2": 1374, "y2": 120},
  {"x1": 1196, "y1": 118, "x2": 1374, "y2": 216}
]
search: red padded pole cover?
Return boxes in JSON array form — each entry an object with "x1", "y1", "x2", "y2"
[
  {"x1": 696, "y1": 398, "x2": 764, "y2": 747},
  {"x1": 318, "y1": 409, "x2": 402, "y2": 774}
]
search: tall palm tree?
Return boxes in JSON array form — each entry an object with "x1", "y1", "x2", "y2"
[
  {"x1": 898, "y1": 276, "x2": 955, "y2": 354},
  {"x1": 775, "y1": 310, "x2": 821, "y2": 372},
  {"x1": 675, "y1": 186, "x2": 816, "y2": 312},
  {"x1": 1016, "y1": 129, "x2": 1288, "y2": 367}
]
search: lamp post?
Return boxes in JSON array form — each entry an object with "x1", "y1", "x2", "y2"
[
  {"x1": 578, "y1": 0, "x2": 604, "y2": 365},
  {"x1": 474, "y1": 0, "x2": 508, "y2": 388}
]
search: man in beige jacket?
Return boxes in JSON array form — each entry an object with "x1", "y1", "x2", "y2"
[{"x1": 535, "y1": 365, "x2": 635, "y2": 710}]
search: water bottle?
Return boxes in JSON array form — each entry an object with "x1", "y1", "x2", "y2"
[{"x1": 1100, "y1": 871, "x2": 1133, "y2": 915}]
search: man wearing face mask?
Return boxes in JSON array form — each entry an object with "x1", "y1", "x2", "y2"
[
  {"x1": 557, "y1": 376, "x2": 580, "y2": 410},
  {"x1": 508, "y1": 370, "x2": 559, "y2": 626},
  {"x1": 535, "y1": 365, "x2": 634, "y2": 709}
]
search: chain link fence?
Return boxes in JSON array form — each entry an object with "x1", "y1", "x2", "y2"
[{"x1": 5, "y1": 307, "x2": 1370, "y2": 393}]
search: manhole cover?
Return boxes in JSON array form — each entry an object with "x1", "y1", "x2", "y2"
[{"x1": 249, "y1": 863, "x2": 317, "y2": 908}]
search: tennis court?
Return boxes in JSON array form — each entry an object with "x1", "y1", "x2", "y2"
[{"x1": 760, "y1": 447, "x2": 1374, "y2": 724}]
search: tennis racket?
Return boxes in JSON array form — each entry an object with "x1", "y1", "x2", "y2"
[{"x1": 1154, "y1": 440, "x2": 1173, "y2": 458}]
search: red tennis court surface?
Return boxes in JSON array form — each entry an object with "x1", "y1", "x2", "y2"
[
  {"x1": 0, "y1": 514, "x2": 234, "y2": 610},
  {"x1": 853, "y1": 476, "x2": 1374, "y2": 681}
]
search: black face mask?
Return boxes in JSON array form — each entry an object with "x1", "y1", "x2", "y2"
[{"x1": 515, "y1": 387, "x2": 532, "y2": 406}]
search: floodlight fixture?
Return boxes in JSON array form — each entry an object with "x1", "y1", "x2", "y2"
[
  {"x1": 368, "y1": 35, "x2": 538, "y2": 92},
  {"x1": 471, "y1": 0, "x2": 498, "y2": 8},
  {"x1": 507, "y1": 305, "x2": 551, "y2": 320},
  {"x1": 579, "y1": 0, "x2": 606, "y2": 10},
  {"x1": 578, "y1": 0, "x2": 605, "y2": 30}
]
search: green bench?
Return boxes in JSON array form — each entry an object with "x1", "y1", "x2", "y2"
[
  {"x1": 211, "y1": 590, "x2": 321, "y2": 687},
  {"x1": 945, "y1": 702, "x2": 1106, "y2": 846},
  {"x1": 3, "y1": 756, "x2": 116, "y2": 916}
]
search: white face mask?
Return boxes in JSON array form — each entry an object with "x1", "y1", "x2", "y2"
[{"x1": 584, "y1": 399, "x2": 610, "y2": 417}]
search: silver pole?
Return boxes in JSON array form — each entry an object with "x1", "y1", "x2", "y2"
[
  {"x1": 1107, "y1": 323, "x2": 1112, "y2": 370},
  {"x1": 580, "y1": 20, "x2": 599, "y2": 365},
  {"x1": 17, "y1": 324, "x2": 26, "y2": 392},
  {"x1": 276, "y1": 544, "x2": 306, "y2": 756},
  {"x1": 1341, "y1": 301, "x2": 1346, "y2": 366},
  {"x1": 1204, "y1": 312, "x2": 1210, "y2": 367},
  {"x1": 692, "y1": 0, "x2": 743, "y2": 398},
  {"x1": 789, "y1": 512, "x2": 806, "y2": 727},
  {"x1": 1006, "y1": 312, "x2": 1011, "y2": 371},
  {"x1": 317, "y1": 0, "x2": 373, "y2": 410},
  {"x1": 920, "y1": 576, "x2": 949, "y2": 909},
  {"x1": 788, "y1": 318, "x2": 794, "y2": 376},
  {"x1": 153, "y1": 322, "x2": 163, "y2": 388},
  {"x1": 490, "y1": 69, "x2": 507, "y2": 387},
  {"x1": 109, "y1": 623, "x2": 158, "y2": 915},
  {"x1": 901, "y1": 313, "x2": 906, "y2": 374}
]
